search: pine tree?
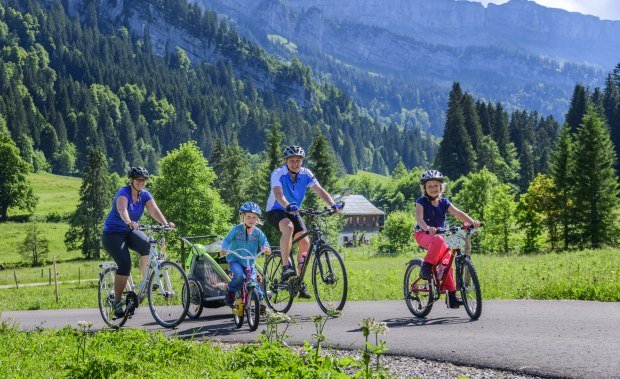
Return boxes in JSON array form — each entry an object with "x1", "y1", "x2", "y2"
[
  {"x1": 461, "y1": 93, "x2": 482, "y2": 157},
  {"x1": 307, "y1": 128, "x2": 338, "y2": 194},
  {"x1": 565, "y1": 84, "x2": 589, "y2": 134},
  {"x1": 219, "y1": 136, "x2": 250, "y2": 219},
  {"x1": 603, "y1": 74, "x2": 620, "y2": 163},
  {"x1": 64, "y1": 147, "x2": 113, "y2": 259},
  {"x1": 549, "y1": 124, "x2": 575, "y2": 250},
  {"x1": 571, "y1": 107, "x2": 620, "y2": 248},
  {"x1": 434, "y1": 83, "x2": 475, "y2": 179},
  {"x1": 256, "y1": 118, "x2": 284, "y2": 209}
]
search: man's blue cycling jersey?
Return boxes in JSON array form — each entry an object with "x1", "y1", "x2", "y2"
[{"x1": 266, "y1": 165, "x2": 318, "y2": 212}]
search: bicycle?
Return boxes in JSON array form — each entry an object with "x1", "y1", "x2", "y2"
[
  {"x1": 223, "y1": 248, "x2": 267, "y2": 332},
  {"x1": 98, "y1": 225, "x2": 190, "y2": 329},
  {"x1": 404, "y1": 225, "x2": 483, "y2": 320},
  {"x1": 262, "y1": 205, "x2": 347, "y2": 315}
]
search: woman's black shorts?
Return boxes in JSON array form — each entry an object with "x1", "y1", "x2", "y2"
[{"x1": 102, "y1": 230, "x2": 150, "y2": 276}]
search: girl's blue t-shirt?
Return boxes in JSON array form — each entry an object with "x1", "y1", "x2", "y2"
[
  {"x1": 415, "y1": 196, "x2": 451, "y2": 229},
  {"x1": 103, "y1": 186, "x2": 153, "y2": 232},
  {"x1": 222, "y1": 224, "x2": 270, "y2": 266}
]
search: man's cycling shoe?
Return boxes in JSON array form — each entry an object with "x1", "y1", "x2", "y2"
[
  {"x1": 419, "y1": 261, "x2": 433, "y2": 280},
  {"x1": 448, "y1": 291, "x2": 464, "y2": 309},
  {"x1": 281, "y1": 266, "x2": 296, "y2": 281},
  {"x1": 298, "y1": 283, "x2": 312, "y2": 299}
]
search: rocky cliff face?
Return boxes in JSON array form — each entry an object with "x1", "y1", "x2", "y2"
[{"x1": 278, "y1": 0, "x2": 620, "y2": 68}]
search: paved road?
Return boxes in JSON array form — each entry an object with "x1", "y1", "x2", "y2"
[{"x1": 2, "y1": 300, "x2": 619, "y2": 378}]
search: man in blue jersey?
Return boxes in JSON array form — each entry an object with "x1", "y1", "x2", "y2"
[{"x1": 265, "y1": 145, "x2": 342, "y2": 298}]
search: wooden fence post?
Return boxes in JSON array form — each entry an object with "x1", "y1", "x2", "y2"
[
  {"x1": 78, "y1": 267, "x2": 81, "y2": 284},
  {"x1": 53, "y1": 256, "x2": 59, "y2": 302},
  {"x1": 48, "y1": 268, "x2": 51, "y2": 285},
  {"x1": 13, "y1": 270, "x2": 18, "y2": 290}
]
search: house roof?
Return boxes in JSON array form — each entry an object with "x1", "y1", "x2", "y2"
[{"x1": 341, "y1": 195, "x2": 385, "y2": 216}]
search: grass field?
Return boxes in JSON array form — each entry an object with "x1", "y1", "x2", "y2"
[
  {"x1": 2, "y1": 172, "x2": 82, "y2": 266},
  {"x1": 0, "y1": 248, "x2": 617, "y2": 312},
  {"x1": 1, "y1": 222, "x2": 78, "y2": 265}
]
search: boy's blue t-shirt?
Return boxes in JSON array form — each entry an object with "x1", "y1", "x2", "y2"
[
  {"x1": 266, "y1": 165, "x2": 318, "y2": 211},
  {"x1": 221, "y1": 224, "x2": 270, "y2": 266},
  {"x1": 415, "y1": 196, "x2": 451, "y2": 229},
  {"x1": 103, "y1": 186, "x2": 154, "y2": 232}
]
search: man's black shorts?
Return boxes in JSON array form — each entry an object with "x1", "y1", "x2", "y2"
[{"x1": 265, "y1": 209, "x2": 307, "y2": 235}]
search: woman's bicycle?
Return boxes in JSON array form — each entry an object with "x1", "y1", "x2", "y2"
[
  {"x1": 98, "y1": 225, "x2": 190, "y2": 329},
  {"x1": 224, "y1": 248, "x2": 267, "y2": 332},
  {"x1": 263, "y1": 206, "x2": 347, "y2": 315},
  {"x1": 404, "y1": 225, "x2": 483, "y2": 320}
]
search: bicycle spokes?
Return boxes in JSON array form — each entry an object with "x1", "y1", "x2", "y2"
[{"x1": 312, "y1": 247, "x2": 347, "y2": 314}]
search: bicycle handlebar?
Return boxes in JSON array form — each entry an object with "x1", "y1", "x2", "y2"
[
  {"x1": 224, "y1": 248, "x2": 268, "y2": 261},
  {"x1": 425, "y1": 223, "x2": 484, "y2": 235},
  {"x1": 298, "y1": 201, "x2": 346, "y2": 217},
  {"x1": 137, "y1": 224, "x2": 174, "y2": 232}
]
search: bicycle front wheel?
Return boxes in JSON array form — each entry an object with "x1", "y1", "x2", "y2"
[
  {"x1": 404, "y1": 258, "x2": 434, "y2": 318},
  {"x1": 312, "y1": 246, "x2": 347, "y2": 314},
  {"x1": 263, "y1": 252, "x2": 294, "y2": 313},
  {"x1": 148, "y1": 261, "x2": 190, "y2": 328},
  {"x1": 98, "y1": 266, "x2": 128, "y2": 329},
  {"x1": 246, "y1": 287, "x2": 261, "y2": 332},
  {"x1": 458, "y1": 256, "x2": 482, "y2": 320}
]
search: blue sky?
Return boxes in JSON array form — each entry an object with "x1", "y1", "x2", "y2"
[{"x1": 470, "y1": 0, "x2": 620, "y2": 21}]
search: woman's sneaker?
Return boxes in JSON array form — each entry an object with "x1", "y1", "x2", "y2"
[
  {"x1": 112, "y1": 300, "x2": 125, "y2": 318},
  {"x1": 419, "y1": 262, "x2": 433, "y2": 280}
]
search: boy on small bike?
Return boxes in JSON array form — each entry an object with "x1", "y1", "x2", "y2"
[
  {"x1": 414, "y1": 170, "x2": 480, "y2": 308},
  {"x1": 220, "y1": 202, "x2": 270, "y2": 310}
]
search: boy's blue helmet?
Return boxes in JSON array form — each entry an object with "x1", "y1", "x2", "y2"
[{"x1": 239, "y1": 202, "x2": 262, "y2": 216}]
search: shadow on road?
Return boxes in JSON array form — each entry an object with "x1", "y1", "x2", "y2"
[{"x1": 381, "y1": 316, "x2": 472, "y2": 329}]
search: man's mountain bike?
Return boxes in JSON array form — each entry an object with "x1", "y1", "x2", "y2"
[{"x1": 263, "y1": 206, "x2": 347, "y2": 315}]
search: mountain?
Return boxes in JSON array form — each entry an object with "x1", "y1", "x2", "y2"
[
  {"x1": 1, "y1": 0, "x2": 435, "y2": 177},
  {"x1": 195, "y1": 0, "x2": 615, "y2": 134}
]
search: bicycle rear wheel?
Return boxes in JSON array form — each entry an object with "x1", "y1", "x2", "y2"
[
  {"x1": 458, "y1": 256, "x2": 482, "y2": 320},
  {"x1": 312, "y1": 245, "x2": 347, "y2": 314},
  {"x1": 246, "y1": 287, "x2": 261, "y2": 331},
  {"x1": 184, "y1": 277, "x2": 203, "y2": 319},
  {"x1": 148, "y1": 261, "x2": 190, "y2": 328},
  {"x1": 263, "y1": 252, "x2": 294, "y2": 313},
  {"x1": 404, "y1": 258, "x2": 434, "y2": 318},
  {"x1": 98, "y1": 267, "x2": 128, "y2": 329}
]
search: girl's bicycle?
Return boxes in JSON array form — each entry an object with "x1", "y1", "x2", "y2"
[
  {"x1": 98, "y1": 225, "x2": 190, "y2": 329},
  {"x1": 224, "y1": 248, "x2": 267, "y2": 332},
  {"x1": 263, "y1": 205, "x2": 347, "y2": 315},
  {"x1": 404, "y1": 225, "x2": 483, "y2": 320}
]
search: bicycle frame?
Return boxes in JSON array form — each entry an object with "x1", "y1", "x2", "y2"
[
  {"x1": 412, "y1": 227, "x2": 476, "y2": 303},
  {"x1": 226, "y1": 249, "x2": 265, "y2": 315},
  {"x1": 283, "y1": 209, "x2": 334, "y2": 288}
]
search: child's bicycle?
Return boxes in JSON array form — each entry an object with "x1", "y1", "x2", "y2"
[
  {"x1": 262, "y1": 205, "x2": 347, "y2": 315},
  {"x1": 404, "y1": 225, "x2": 483, "y2": 320},
  {"x1": 98, "y1": 225, "x2": 190, "y2": 329},
  {"x1": 225, "y1": 248, "x2": 268, "y2": 332}
]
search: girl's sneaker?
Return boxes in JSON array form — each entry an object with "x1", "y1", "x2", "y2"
[
  {"x1": 419, "y1": 262, "x2": 433, "y2": 280},
  {"x1": 448, "y1": 291, "x2": 464, "y2": 309}
]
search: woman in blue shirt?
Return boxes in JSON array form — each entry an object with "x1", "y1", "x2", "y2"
[{"x1": 102, "y1": 166, "x2": 174, "y2": 317}]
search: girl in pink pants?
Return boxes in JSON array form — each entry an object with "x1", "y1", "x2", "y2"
[{"x1": 414, "y1": 170, "x2": 480, "y2": 308}]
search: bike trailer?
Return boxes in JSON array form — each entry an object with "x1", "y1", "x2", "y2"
[{"x1": 180, "y1": 235, "x2": 230, "y2": 307}]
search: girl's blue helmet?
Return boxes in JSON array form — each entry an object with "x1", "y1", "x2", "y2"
[{"x1": 239, "y1": 201, "x2": 262, "y2": 216}]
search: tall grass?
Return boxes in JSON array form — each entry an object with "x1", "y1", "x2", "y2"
[
  {"x1": 1, "y1": 222, "x2": 76, "y2": 265},
  {"x1": 1, "y1": 248, "x2": 617, "y2": 312}
]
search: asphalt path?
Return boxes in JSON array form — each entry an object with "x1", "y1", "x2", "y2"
[{"x1": 2, "y1": 300, "x2": 619, "y2": 378}]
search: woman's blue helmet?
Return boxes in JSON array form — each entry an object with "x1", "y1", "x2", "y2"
[{"x1": 239, "y1": 201, "x2": 262, "y2": 216}]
